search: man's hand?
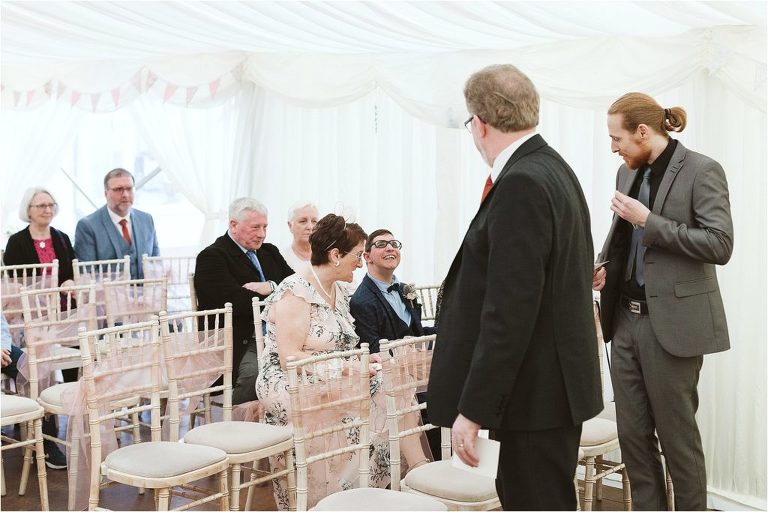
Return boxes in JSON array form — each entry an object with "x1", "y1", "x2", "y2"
[
  {"x1": 242, "y1": 282, "x2": 273, "y2": 295},
  {"x1": 592, "y1": 266, "x2": 606, "y2": 291},
  {"x1": 452, "y1": 413, "x2": 481, "y2": 467},
  {"x1": 1, "y1": 349, "x2": 12, "y2": 368},
  {"x1": 611, "y1": 191, "x2": 650, "y2": 227}
]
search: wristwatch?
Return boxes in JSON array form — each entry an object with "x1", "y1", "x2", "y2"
[{"x1": 268, "y1": 280, "x2": 277, "y2": 293}]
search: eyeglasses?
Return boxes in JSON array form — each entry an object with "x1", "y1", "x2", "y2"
[
  {"x1": 30, "y1": 203, "x2": 57, "y2": 210},
  {"x1": 109, "y1": 186, "x2": 134, "y2": 194},
  {"x1": 464, "y1": 114, "x2": 485, "y2": 133},
  {"x1": 343, "y1": 251, "x2": 364, "y2": 262},
  {"x1": 370, "y1": 239, "x2": 402, "y2": 250}
]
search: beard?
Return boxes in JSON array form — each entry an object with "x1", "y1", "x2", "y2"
[{"x1": 622, "y1": 145, "x2": 653, "y2": 171}]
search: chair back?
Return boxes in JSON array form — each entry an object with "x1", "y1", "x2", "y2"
[
  {"x1": 380, "y1": 334, "x2": 448, "y2": 490},
  {"x1": 414, "y1": 285, "x2": 440, "y2": 322},
  {"x1": 287, "y1": 344, "x2": 371, "y2": 511},
  {"x1": 251, "y1": 297, "x2": 267, "y2": 363},
  {"x1": 102, "y1": 277, "x2": 168, "y2": 327},
  {"x1": 20, "y1": 283, "x2": 98, "y2": 398},
  {"x1": 159, "y1": 304, "x2": 233, "y2": 441},
  {"x1": 142, "y1": 254, "x2": 196, "y2": 313},
  {"x1": 188, "y1": 272, "x2": 198, "y2": 311},
  {"x1": 72, "y1": 256, "x2": 131, "y2": 285},
  {"x1": 1, "y1": 260, "x2": 60, "y2": 343}
]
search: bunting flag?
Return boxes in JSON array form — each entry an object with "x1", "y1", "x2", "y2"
[
  {"x1": 146, "y1": 71, "x2": 159, "y2": 90},
  {"x1": 163, "y1": 83, "x2": 178, "y2": 103},
  {"x1": 70, "y1": 91, "x2": 81, "y2": 107},
  {"x1": 209, "y1": 78, "x2": 220, "y2": 99},
  {"x1": 131, "y1": 71, "x2": 143, "y2": 92},
  {"x1": 91, "y1": 92, "x2": 101, "y2": 112},
  {"x1": 13, "y1": 90, "x2": 21, "y2": 107},
  {"x1": 26, "y1": 89, "x2": 35, "y2": 105},
  {"x1": 43, "y1": 81, "x2": 53, "y2": 96},
  {"x1": 185, "y1": 85, "x2": 198, "y2": 105},
  {"x1": 111, "y1": 86, "x2": 121, "y2": 108}
]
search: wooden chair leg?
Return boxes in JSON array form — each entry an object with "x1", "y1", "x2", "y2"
[
  {"x1": 33, "y1": 418, "x2": 49, "y2": 510},
  {"x1": 157, "y1": 488, "x2": 171, "y2": 511},
  {"x1": 665, "y1": 461, "x2": 674, "y2": 511},
  {"x1": 19, "y1": 420, "x2": 32, "y2": 495},
  {"x1": 583, "y1": 456, "x2": 596, "y2": 511},
  {"x1": 622, "y1": 466, "x2": 632, "y2": 511},
  {"x1": 244, "y1": 462, "x2": 257, "y2": 511},
  {"x1": 575, "y1": 474, "x2": 581, "y2": 511},
  {"x1": 1, "y1": 453, "x2": 6, "y2": 497},
  {"x1": 286, "y1": 448, "x2": 296, "y2": 512},
  {"x1": 68, "y1": 430, "x2": 80, "y2": 511},
  {"x1": 219, "y1": 469, "x2": 230, "y2": 511},
  {"x1": 595, "y1": 455, "x2": 604, "y2": 501},
  {"x1": 203, "y1": 395, "x2": 212, "y2": 425},
  {"x1": 231, "y1": 463, "x2": 241, "y2": 511}
]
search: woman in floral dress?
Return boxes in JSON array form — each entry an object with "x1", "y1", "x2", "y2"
[{"x1": 255, "y1": 214, "x2": 428, "y2": 509}]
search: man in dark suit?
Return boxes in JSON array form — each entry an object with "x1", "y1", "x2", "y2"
[
  {"x1": 74, "y1": 168, "x2": 160, "y2": 279},
  {"x1": 194, "y1": 197, "x2": 293, "y2": 403},
  {"x1": 593, "y1": 93, "x2": 733, "y2": 510},
  {"x1": 427, "y1": 64, "x2": 603, "y2": 510}
]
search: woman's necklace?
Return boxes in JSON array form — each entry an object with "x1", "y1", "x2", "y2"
[{"x1": 309, "y1": 265, "x2": 335, "y2": 304}]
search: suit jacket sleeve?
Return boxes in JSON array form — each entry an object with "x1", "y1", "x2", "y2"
[
  {"x1": 74, "y1": 218, "x2": 97, "y2": 262},
  {"x1": 644, "y1": 160, "x2": 733, "y2": 265},
  {"x1": 194, "y1": 246, "x2": 258, "y2": 314},
  {"x1": 148, "y1": 214, "x2": 160, "y2": 257},
  {"x1": 350, "y1": 297, "x2": 383, "y2": 353},
  {"x1": 3, "y1": 229, "x2": 36, "y2": 266},
  {"x1": 457, "y1": 171, "x2": 552, "y2": 427}
]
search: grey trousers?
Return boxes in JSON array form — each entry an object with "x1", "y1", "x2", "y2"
[{"x1": 611, "y1": 307, "x2": 707, "y2": 511}]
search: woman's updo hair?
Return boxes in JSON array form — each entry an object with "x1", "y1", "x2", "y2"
[
  {"x1": 309, "y1": 214, "x2": 367, "y2": 266},
  {"x1": 608, "y1": 92, "x2": 687, "y2": 135}
]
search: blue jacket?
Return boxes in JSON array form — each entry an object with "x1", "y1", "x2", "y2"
[{"x1": 74, "y1": 205, "x2": 159, "y2": 279}]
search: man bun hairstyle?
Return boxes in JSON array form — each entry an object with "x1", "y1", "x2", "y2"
[
  {"x1": 309, "y1": 214, "x2": 367, "y2": 266},
  {"x1": 464, "y1": 64, "x2": 539, "y2": 133},
  {"x1": 608, "y1": 92, "x2": 687, "y2": 135}
]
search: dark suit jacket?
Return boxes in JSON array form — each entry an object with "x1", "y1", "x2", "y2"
[
  {"x1": 428, "y1": 135, "x2": 603, "y2": 431},
  {"x1": 3, "y1": 226, "x2": 75, "y2": 284},
  {"x1": 74, "y1": 205, "x2": 159, "y2": 279},
  {"x1": 597, "y1": 141, "x2": 733, "y2": 357},
  {"x1": 350, "y1": 274, "x2": 436, "y2": 353},
  {"x1": 194, "y1": 233, "x2": 294, "y2": 370}
]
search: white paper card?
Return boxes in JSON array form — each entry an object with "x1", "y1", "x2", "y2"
[{"x1": 451, "y1": 435, "x2": 500, "y2": 479}]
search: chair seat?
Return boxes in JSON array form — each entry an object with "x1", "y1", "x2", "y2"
[
  {"x1": 38, "y1": 381, "x2": 80, "y2": 414},
  {"x1": 103, "y1": 441, "x2": 227, "y2": 478},
  {"x1": 184, "y1": 420, "x2": 292, "y2": 454},
  {"x1": 403, "y1": 459, "x2": 499, "y2": 503},
  {"x1": 580, "y1": 417, "x2": 618, "y2": 447},
  {"x1": 313, "y1": 487, "x2": 447, "y2": 511},
  {"x1": 1, "y1": 394, "x2": 44, "y2": 421}
]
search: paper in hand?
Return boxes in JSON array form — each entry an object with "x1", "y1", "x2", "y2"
[{"x1": 451, "y1": 433, "x2": 500, "y2": 479}]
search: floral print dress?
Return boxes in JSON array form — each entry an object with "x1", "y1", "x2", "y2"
[{"x1": 254, "y1": 275, "x2": 390, "y2": 510}]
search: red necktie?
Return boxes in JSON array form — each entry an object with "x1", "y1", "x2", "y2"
[
  {"x1": 480, "y1": 174, "x2": 493, "y2": 204},
  {"x1": 119, "y1": 219, "x2": 132, "y2": 246}
]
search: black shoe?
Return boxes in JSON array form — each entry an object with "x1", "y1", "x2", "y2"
[{"x1": 41, "y1": 440, "x2": 67, "y2": 469}]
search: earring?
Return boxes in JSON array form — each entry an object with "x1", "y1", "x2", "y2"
[{"x1": 335, "y1": 260, "x2": 340, "y2": 267}]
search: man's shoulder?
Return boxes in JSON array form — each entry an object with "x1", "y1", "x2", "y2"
[
  {"x1": 130, "y1": 208, "x2": 155, "y2": 222},
  {"x1": 350, "y1": 277, "x2": 378, "y2": 305}
]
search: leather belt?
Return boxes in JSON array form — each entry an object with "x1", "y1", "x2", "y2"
[{"x1": 621, "y1": 295, "x2": 649, "y2": 315}]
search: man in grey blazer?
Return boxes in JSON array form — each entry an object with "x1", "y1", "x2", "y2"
[
  {"x1": 74, "y1": 168, "x2": 160, "y2": 279},
  {"x1": 594, "y1": 93, "x2": 733, "y2": 510}
]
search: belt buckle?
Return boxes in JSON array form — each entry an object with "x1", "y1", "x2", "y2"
[{"x1": 628, "y1": 300, "x2": 642, "y2": 314}]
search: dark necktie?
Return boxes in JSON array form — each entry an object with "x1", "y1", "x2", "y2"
[
  {"x1": 480, "y1": 174, "x2": 493, "y2": 204},
  {"x1": 625, "y1": 166, "x2": 652, "y2": 286},
  {"x1": 387, "y1": 282, "x2": 400, "y2": 294},
  {"x1": 246, "y1": 250, "x2": 266, "y2": 281}
]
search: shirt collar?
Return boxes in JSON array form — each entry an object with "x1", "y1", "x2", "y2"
[
  {"x1": 490, "y1": 132, "x2": 537, "y2": 183},
  {"x1": 107, "y1": 207, "x2": 130, "y2": 225},
  {"x1": 369, "y1": 273, "x2": 399, "y2": 292},
  {"x1": 648, "y1": 138, "x2": 677, "y2": 176}
]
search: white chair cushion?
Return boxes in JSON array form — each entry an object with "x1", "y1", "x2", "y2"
[
  {"x1": 104, "y1": 441, "x2": 226, "y2": 478},
  {"x1": 184, "y1": 421, "x2": 292, "y2": 454},
  {"x1": 313, "y1": 487, "x2": 447, "y2": 511},
  {"x1": 403, "y1": 460, "x2": 498, "y2": 503},
  {"x1": 1, "y1": 394, "x2": 42, "y2": 418},
  {"x1": 580, "y1": 417, "x2": 618, "y2": 447},
  {"x1": 38, "y1": 381, "x2": 80, "y2": 413}
]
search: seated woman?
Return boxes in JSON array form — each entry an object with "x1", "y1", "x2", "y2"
[
  {"x1": 281, "y1": 201, "x2": 319, "y2": 273},
  {"x1": 256, "y1": 214, "x2": 429, "y2": 510}
]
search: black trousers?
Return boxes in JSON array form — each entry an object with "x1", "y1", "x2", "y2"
[{"x1": 492, "y1": 423, "x2": 582, "y2": 511}]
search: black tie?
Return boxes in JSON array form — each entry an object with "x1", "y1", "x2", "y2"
[
  {"x1": 387, "y1": 283, "x2": 400, "y2": 294},
  {"x1": 625, "y1": 166, "x2": 652, "y2": 286}
]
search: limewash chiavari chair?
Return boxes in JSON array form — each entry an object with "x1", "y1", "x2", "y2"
[
  {"x1": 413, "y1": 285, "x2": 439, "y2": 323},
  {"x1": 160, "y1": 304, "x2": 295, "y2": 511},
  {"x1": 188, "y1": 273, "x2": 198, "y2": 312},
  {"x1": 380, "y1": 335, "x2": 500, "y2": 511},
  {"x1": 77, "y1": 318, "x2": 230, "y2": 511},
  {"x1": 1, "y1": 394, "x2": 49, "y2": 510},
  {"x1": 287, "y1": 344, "x2": 446, "y2": 511},
  {"x1": 102, "y1": 277, "x2": 168, "y2": 328},
  {"x1": 72, "y1": 256, "x2": 131, "y2": 325},
  {"x1": 1, "y1": 260, "x2": 60, "y2": 344},
  {"x1": 142, "y1": 254, "x2": 196, "y2": 313}
]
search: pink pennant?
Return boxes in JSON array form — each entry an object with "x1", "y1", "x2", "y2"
[
  {"x1": 13, "y1": 91, "x2": 21, "y2": 107},
  {"x1": 44, "y1": 81, "x2": 53, "y2": 96},
  {"x1": 110, "y1": 87, "x2": 120, "y2": 108},
  {"x1": 185, "y1": 85, "x2": 198, "y2": 105},
  {"x1": 131, "y1": 71, "x2": 143, "y2": 92},
  {"x1": 90, "y1": 92, "x2": 101, "y2": 112},
  {"x1": 70, "y1": 91, "x2": 81, "y2": 107},
  {"x1": 209, "y1": 78, "x2": 220, "y2": 99},
  {"x1": 26, "y1": 89, "x2": 35, "y2": 105},
  {"x1": 163, "y1": 84, "x2": 178, "y2": 103},
  {"x1": 146, "y1": 71, "x2": 158, "y2": 90}
]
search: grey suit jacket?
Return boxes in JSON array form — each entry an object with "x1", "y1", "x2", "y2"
[
  {"x1": 597, "y1": 141, "x2": 733, "y2": 357},
  {"x1": 74, "y1": 205, "x2": 160, "y2": 279}
]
